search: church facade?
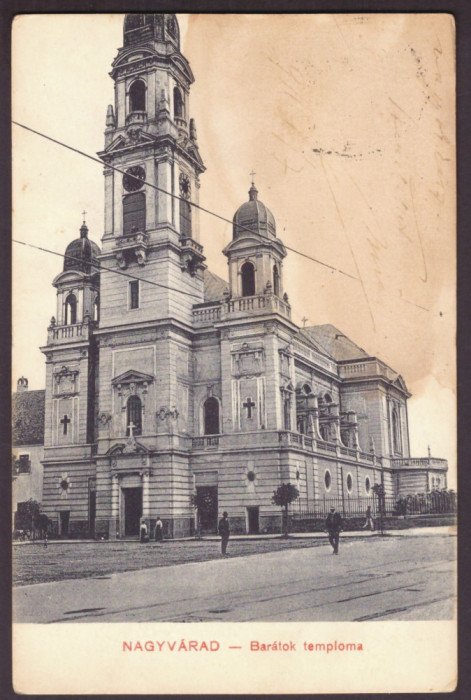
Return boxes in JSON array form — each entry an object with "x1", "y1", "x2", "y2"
[{"x1": 39, "y1": 13, "x2": 448, "y2": 539}]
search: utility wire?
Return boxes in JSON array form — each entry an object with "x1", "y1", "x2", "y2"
[
  {"x1": 12, "y1": 120, "x2": 357, "y2": 280},
  {"x1": 12, "y1": 239, "x2": 202, "y2": 300},
  {"x1": 12, "y1": 120, "x2": 431, "y2": 313}
]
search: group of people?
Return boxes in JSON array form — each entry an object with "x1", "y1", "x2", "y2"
[{"x1": 140, "y1": 516, "x2": 164, "y2": 543}]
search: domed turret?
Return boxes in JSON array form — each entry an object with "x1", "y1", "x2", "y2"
[
  {"x1": 64, "y1": 221, "x2": 101, "y2": 274},
  {"x1": 233, "y1": 183, "x2": 276, "y2": 240}
]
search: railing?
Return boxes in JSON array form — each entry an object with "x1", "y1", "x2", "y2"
[
  {"x1": 116, "y1": 231, "x2": 149, "y2": 247},
  {"x1": 126, "y1": 111, "x2": 147, "y2": 126},
  {"x1": 175, "y1": 116, "x2": 187, "y2": 130},
  {"x1": 49, "y1": 323, "x2": 85, "y2": 342},
  {"x1": 192, "y1": 304, "x2": 222, "y2": 325},
  {"x1": 223, "y1": 293, "x2": 291, "y2": 320},
  {"x1": 181, "y1": 237, "x2": 204, "y2": 255},
  {"x1": 278, "y1": 431, "x2": 379, "y2": 464},
  {"x1": 392, "y1": 457, "x2": 448, "y2": 468},
  {"x1": 293, "y1": 496, "x2": 397, "y2": 519},
  {"x1": 192, "y1": 436, "x2": 220, "y2": 449},
  {"x1": 293, "y1": 491, "x2": 457, "y2": 520},
  {"x1": 338, "y1": 359, "x2": 397, "y2": 381},
  {"x1": 292, "y1": 340, "x2": 338, "y2": 374}
]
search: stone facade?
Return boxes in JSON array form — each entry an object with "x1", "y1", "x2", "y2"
[{"x1": 38, "y1": 13, "x2": 448, "y2": 538}]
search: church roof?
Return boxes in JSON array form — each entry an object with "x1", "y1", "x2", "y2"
[
  {"x1": 64, "y1": 222, "x2": 101, "y2": 274},
  {"x1": 301, "y1": 324, "x2": 370, "y2": 362},
  {"x1": 12, "y1": 390, "x2": 45, "y2": 446},
  {"x1": 233, "y1": 184, "x2": 276, "y2": 240},
  {"x1": 203, "y1": 269, "x2": 227, "y2": 303}
]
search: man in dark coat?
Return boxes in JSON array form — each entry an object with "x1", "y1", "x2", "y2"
[
  {"x1": 218, "y1": 511, "x2": 230, "y2": 556},
  {"x1": 326, "y1": 507, "x2": 343, "y2": 554}
]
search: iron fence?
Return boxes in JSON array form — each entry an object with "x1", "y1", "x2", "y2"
[{"x1": 292, "y1": 491, "x2": 457, "y2": 520}]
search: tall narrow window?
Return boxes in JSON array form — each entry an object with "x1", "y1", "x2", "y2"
[
  {"x1": 241, "y1": 262, "x2": 255, "y2": 297},
  {"x1": 129, "y1": 280, "x2": 139, "y2": 309},
  {"x1": 392, "y1": 407, "x2": 401, "y2": 453},
  {"x1": 179, "y1": 200, "x2": 192, "y2": 238},
  {"x1": 283, "y1": 394, "x2": 291, "y2": 431},
  {"x1": 173, "y1": 87, "x2": 184, "y2": 119},
  {"x1": 127, "y1": 395, "x2": 142, "y2": 436},
  {"x1": 204, "y1": 397, "x2": 219, "y2": 435},
  {"x1": 273, "y1": 264, "x2": 280, "y2": 296},
  {"x1": 64, "y1": 294, "x2": 77, "y2": 325},
  {"x1": 123, "y1": 191, "x2": 146, "y2": 236},
  {"x1": 93, "y1": 297, "x2": 100, "y2": 322},
  {"x1": 129, "y1": 79, "x2": 146, "y2": 112}
]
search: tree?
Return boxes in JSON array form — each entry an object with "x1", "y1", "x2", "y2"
[
  {"x1": 15, "y1": 499, "x2": 41, "y2": 536},
  {"x1": 272, "y1": 483, "x2": 299, "y2": 537}
]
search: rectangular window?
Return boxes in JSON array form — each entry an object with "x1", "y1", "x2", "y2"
[
  {"x1": 129, "y1": 280, "x2": 139, "y2": 309},
  {"x1": 14, "y1": 454, "x2": 31, "y2": 474}
]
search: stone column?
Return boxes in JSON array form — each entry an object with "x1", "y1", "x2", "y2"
[
  {"x1": 110, "y1": 471, "x2": 120, "y2": 539},
  {"x1": 142, "y1": 470, "x2": 150, "y2": 518}
]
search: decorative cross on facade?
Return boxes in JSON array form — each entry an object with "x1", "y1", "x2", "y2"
[
  {"x1": 60, "y1": 414, "x2": 71, "y2": 435},
  {"x1": 301, "y1": 316, "x2": 308, "y2": 328},
  {"x1": 243, "y1": 397, "x2": 256, "y2": 419},
  {"x1": 127, "y1": 421, "x2": 136, "y2": 438}
]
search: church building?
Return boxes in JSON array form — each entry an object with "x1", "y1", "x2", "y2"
[{"x1": 39, "y1": 13, "x2": 448, "y2": 538}]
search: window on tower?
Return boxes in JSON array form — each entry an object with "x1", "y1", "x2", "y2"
[
  {"x1": 180, "y1": 200, "x2": 192, "y2": 238},
  {"x1": 241, "y1": 262, "x2": 255, "y2": 297},
  {"x1": 273, "y1": 264, "x2": 280, "y2": 296},
  {"x1": 64, "y1": 294, "x2": 77, "y2": 325},
  {"x1": 173, "y1": 87, "x2": 184, "y2": 119},
  {"x1": 129, "y1": 79, "x2": 146, "y2": 112},
  {"x1": 123, "y1": 191, "x2": 146, "y2": 236},
  {"x1": 129, "y1": 280, "x2": 140, "y2": 309}
]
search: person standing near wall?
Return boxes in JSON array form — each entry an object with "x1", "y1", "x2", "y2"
[
  {"x1": 218, "y1": 511, "x2": 230, "y2": 556},
  {"x1": 326, "y1": 507, "x2": 343, "y2": 554}
]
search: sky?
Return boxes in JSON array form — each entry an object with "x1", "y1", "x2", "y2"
[{"x1": 12, "y1": 14, "x2": 456, "y2": 484}]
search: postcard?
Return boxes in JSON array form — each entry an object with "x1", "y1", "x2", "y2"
[{"x1": 12, "y1": 13, "x2": 456, "y2": 694}]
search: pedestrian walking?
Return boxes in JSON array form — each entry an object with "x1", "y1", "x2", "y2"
[
  {"x1": 44, "y1": 532, "x2": 48, "y2": 548},
  {"x1": 218, "y1": 511, "x2": 230, "y2": 556},
  {"x1": 362, "y1": 505, "x2": 374, "y2": 531},
  {"x1": 326, "y1": 507, "x2": 343, "y2": 554},
  {"x1": 154, "y1": 516, "x2": 163, "y2": 542}
]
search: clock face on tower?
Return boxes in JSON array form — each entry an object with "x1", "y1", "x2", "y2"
[
  {"x1": 123, "y1": 166, "x2": 146, "y2": 192},
  {"x1": 179, "y1": 172, "x2": 191, "y2": 199}
]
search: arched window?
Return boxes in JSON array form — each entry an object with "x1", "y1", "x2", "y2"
[
  {"x1": 203, "y1": 397, "x2": 219, "y2": 435},
  {"x1": 129, "y1": 80, "x2": 146, "y2": 112},
  {"x1": 324, "y1": 393, "x2": 332, "y2": 404},
  {"x1": 126, "y1": 395, "x2": 142, "y2": 436},
  {"x1": 64, "y1": 294, "x2": 77, "y2": 325},
  {"x1": 180, "y1": 200, "x2": 192, "y2": 238},
  {"x1": 392, "y1": 407, "x2": 401, "y2": 453},
  {"x1": 283, "y1": 393, "x2": 291, "y2": 431},
  {"x1": 123, "y1": 191, "x2": 146, "y2": 236},
  {"x1": 173, "y1": 87, "x2": 184, "y2": 119},
  {"x1": 241, "y1": 262, "x2": 255, "y2": 297},
  {"x1": 303, "y1": 384, "x2": 312, "y2": 396},
  {"x1": 93, "y1": 297, "x2": 99, "y2": 322},
  {"x1": 273, "y1": 264, "x2": 280, "y2": 296}
]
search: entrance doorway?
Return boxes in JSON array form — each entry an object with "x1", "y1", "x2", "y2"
[
  {"x1": 123, "y1": 487, "x2": 142, "y2": 537},
  {"x1": 196, "y1": 486, "x2": 218, "y2": 534},
  {"x1": 247, "y1": 506, "x2": 260, "y2": 534},
  {"x1": 59, "y1": 511, "x2": 70, "y2": 538}
]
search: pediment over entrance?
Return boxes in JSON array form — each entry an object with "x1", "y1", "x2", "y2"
[
  {"x1": 111, "y1": 369, "x2": 154, "y2": 386},
  {"x1": 107, "y1": 440, "x2": 150, "y2": 456},
  {"x1": 392, "y1": 374, "x2": 410, "y2": 395}
]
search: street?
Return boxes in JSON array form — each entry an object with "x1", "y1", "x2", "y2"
[{"x1": 14, "y1": 531, "x2": 455, "y2": 623}]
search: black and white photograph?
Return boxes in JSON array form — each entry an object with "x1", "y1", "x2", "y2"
[{"x1": 12, "y1": 13, "x2": 456, "y2": 694}]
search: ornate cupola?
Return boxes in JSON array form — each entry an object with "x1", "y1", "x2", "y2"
[
  {"x1": 51, "y1": 217, "x2": 101, "y2": 328},
  {"x1": 223, "y1": 181, "x2": 288, "y2": 308}
]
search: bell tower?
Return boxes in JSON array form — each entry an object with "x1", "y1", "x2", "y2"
[{"x1": 98, "y1": 13, "x2": 206, "y2": 330}]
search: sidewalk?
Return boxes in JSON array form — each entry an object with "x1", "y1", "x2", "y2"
[{"x1": 13, "y1": 525, "x2": 455, "y2": 545}]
